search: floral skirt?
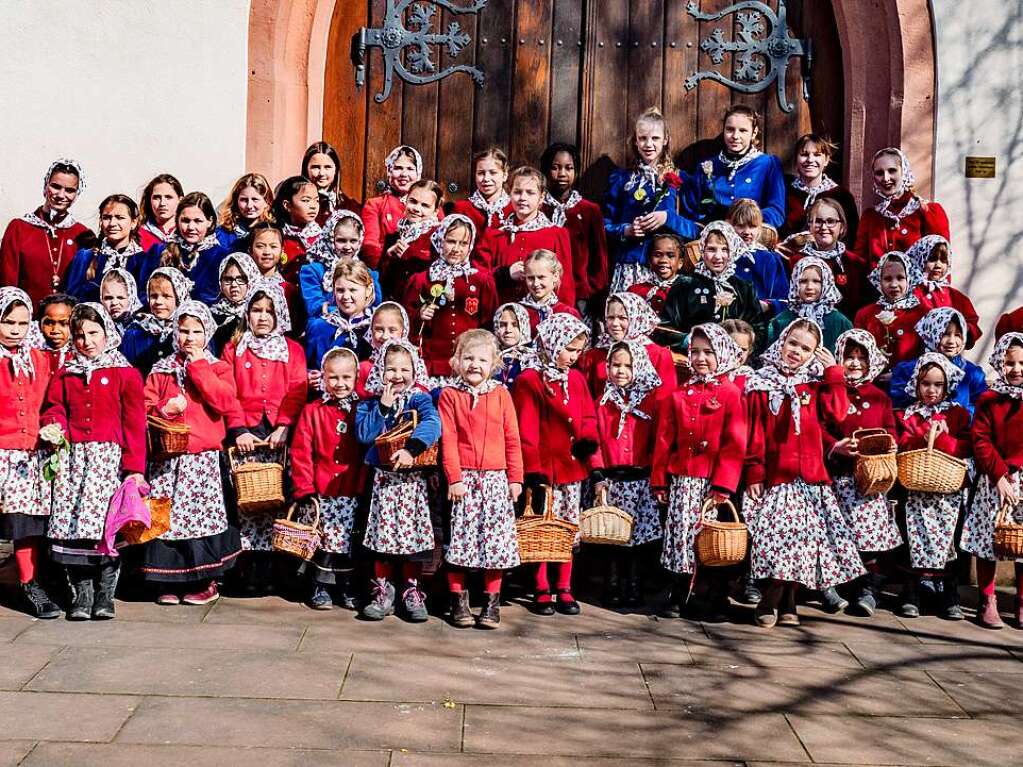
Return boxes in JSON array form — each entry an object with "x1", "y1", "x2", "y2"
[
  {"x1": 363, "y1": 469, "x2": 435, "y2": 556},
  {"x1": 905, "y1": 489, "x2": 962, "y2": 570},
  {"x1": 300, "y1": 495, "x2": 358, "y2": 555},
  {"x1": 660, "y1": 475, "x2": 711, "y2": 575},
  {"x1": 610, "y1": 262, "x2": 655, "y2": 294},
  {"x1": 149, "y1": 451, "x2": 230, "y2": 541},
  {"x1": 747, "y1": 479, "x2": 865, "y2": 589},
  {"x1": 606, "y1": 477, "x2": 662, "y2": 547},
  {"x1": 446, "y1": 469, "x2": 520, "y2": 569},
  {"x1": 962, "y1": 473, "x2": 1023, "y2": 561},
  {"x1": 0, "y1": 447, "x2": 51, "y2": 539},
  {"x1": 832, "y1": 474, "x2": 902, "y2": 553},
  {"x1": 48, "y1": 441, "x2": 121, "y2": 544}
]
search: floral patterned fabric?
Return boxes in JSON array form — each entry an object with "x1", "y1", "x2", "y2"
[
  {"x1": 832, "y1": 475, "x2": 902, "y2": 553},
  {"x1": 364, "y1": 468, "x2": 435, "y2": 555},
  {"x1": 606, "y1": 476, "x2": 662, "y2": 547},
  {"x1": 905, "y1": 488, "x2": 962, "y2": 569},
  {"x1": 445, "y1": 469, "x2": 520, "y2": 568},
  {"x1": 149, "y1": 450, "x2": 230, "y2": 541},
  {"x1": 47, "y1": 441, "x2": 122, "y2": 541},
  {"x1": 660, "y1": 475, "x2": 711, "y2": 574}
]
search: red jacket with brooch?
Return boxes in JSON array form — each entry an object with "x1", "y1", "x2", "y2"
[
  {"x1": 380, "y1": 227, "x2": 437, "y2": 297},
  {"x1": 972, "y1": 391, "x2": 1023, "y2": 482},
  {"x1": 855, "y1": 195, "x2": 951, "y2": 270},
  {"x1": 651, "y1": 376, "x2": 746, "y2": 493},
  {"x1": 914, "y1": 284, "x2": 982, "y2": 349},
  {"x1": 853, "y1": 302, "x2": 926, "y2": 367},
  {"x1": 895, "y1": 404, "x2": 972, "y2": 459},
  {"x1": 144, "y1": 358, "x2": 240, "y2": 453},
  {"x1": 438, "y1": 386, "x2": 523, "y2": 485},
  {"x1": 512, "y1": 367, "x2": 602, "y2": 484},
  {"x1": 0, "y1": 348, "x2": 54, "y2": 450},
  {"x1": 522, "y1": 301, "x2": 581, "y2": 336},
  {"x1": 745, "y1": 365, "x2": 849, "y2": 487},
  {"x1": 221, "y1": 338, "x2": 308, "y2": 429},
  {"x1": 41, "y1": 365, "x2": 146, "y2": 474},
  {"x1": 290, "y1": 398, "x2": 367, "y2": 498},
  {"x1": 823, "y1": 382, "x2": 896, "y2": 477},
  {"x1": 543, "y1": 198, "x2": 609, "y2": 301},
  {"x1": 360, "y1": 194, "x2": 405, "y2": 269},
  {"x1": 1, "y1": 213, "x2": 94, "y2": 307},
  {"x1": 403, "y1": 267, "x2": 498, "y2": 376},
  {"x1": 579, "y1": 342, "x2": 677, "y2": 399},
  {"x1": 451, "y1": 198, "x2": 513, "y2": 238},
  {"x1": 595, "y1": 389, "x2": 659, "y2": 469},
  {"x1": 475, "y1": 224, "x2": 575, "y2": 307},
  {"x1": 628, "y1": 280, "x2": 675, "y2": 314}
]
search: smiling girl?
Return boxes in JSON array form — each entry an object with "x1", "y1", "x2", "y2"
[
  {"x1": 853, "y1": 251, "x2": 927, "y2": 367},
  {"x1": 781, "y1": 134, "x2": 858, "y2": 245},
  {"x1": 141, "y1": 192, "x2": 226, "y2": 305},
  {"x1": 361, "y1": 145, "x2": 424, "y2": 267},
  {"x1": 453, "y1": 147, "x2": 513, "y2": 234},
  {"x1": 379, "y1": 179, "x2": 444, "y2": 296},
  {"x1": 302, "y1": 141, "x2": 361, "y2": 224},
  {"x1": 272, "y1": 176, "x2": 322, "y2": 281},
  {"x1": 216, "y1": 173, "x2": 274, "y2": 253},
  {"x1": 768, "y1": 257, "x2": 852, "y2": 352},
  {"x1": 305, "y1": 257, "x2": 377, "y2": 369},
  {"x1": 121, "y1": 267, "x2": 191, "y2": 375},
  {"x1": 66, "y1": 195, "x2": 144, "y2": 304}
]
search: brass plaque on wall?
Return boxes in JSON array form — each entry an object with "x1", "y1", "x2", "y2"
[{"x1": 965, "y1": 156, "x2": 996, "y2": 178}]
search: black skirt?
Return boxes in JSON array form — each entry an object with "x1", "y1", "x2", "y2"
[
  {"x1": 139, "y1": 528, "x2": 242, "y2": 583},
  {"x1": 0, "y1": 513, "x2": 48, "y2": 540}
]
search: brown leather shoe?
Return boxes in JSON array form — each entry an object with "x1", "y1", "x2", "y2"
[
  {"x1": 476, "y1": 592, "x2": 501, "y2": 629},
  {"x1": 979, "y1": 595, "x2": 1005, "y2": 630},
  {"x1": 449, "y1": 591, "x2": 473, "y2": 628}
]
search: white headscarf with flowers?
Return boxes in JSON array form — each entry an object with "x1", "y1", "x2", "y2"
[
  {"x1": 64, "y1": 303, "x2": 130, "y2": 384},
  {"x1": 914, "y1": 307, "x2": 965, "y2": 354},
  {"x1": 307, "y1": 209, "x2": 364, "y2": 270},
  {"x1": 597, "y1": 291, "x2": 661, "y2": 348},
  {"x1": 494, "y1": 302, "x2": 535, "y2": 364},
  {"x1": 135, "y1": 267, "x2": 193, "y2": 340},
  {"x1": 905, "y1": 234, "x2": 951, "y2": 293},
  {"x1": 869, "y1": 251, "x2": 921, "y2": 311},
  {"x1": 600, "y1": 340, "x2": 662, "y2": 438},
  {"x1": 989, "y1": 332, "x2": 1023, "y2": 401},
  {"x1": 101, "y1": 267, "x2": 143, "y2": 327},
  {"x1": 237, "y1": 279, "x2": 292, "y2": 362},
  {"x1": 319, "y1": 346, "x2": 361, "y2": 411},
  {"x1": 788, "y1": 256, "x2": 842, "y2": 325},
  {"x1": 872, "y1": 147, "x2": 922, "y2": 224},
  {"x1": 686, "y1": 322, "x2": 744, "y2": 383},
  {"x1": 428, "y1": 214, "x2": 478, "y2": 296},
  {"x1": 835, "y1": 328, "x2": 888, "y2": 386},
  {"x1": 694, "y1": 220, "x2": 744, "y2": 292},
  {"x1": 151, "y1": 300, "x2": 218, "y2": 386},
  {"x1": 363, "y1": 300, "x2": 409, "y2": 346},
  {"x1": 210, "y1": 254, "x2": 261, "y2": 319},
  {"x1": 746, "y1": 318, "x2": 825, "y2": 434},
  {"x1": 385, "y1": 145, "x2": 424, "y2": 179},
  {"x1": 21, "y1": 158, "x2": 86, "y2": 233},
  {"x1": 903, "y1": 351, "x2": 964, "y2": 419},
  {"x1": 364, "y1": 338, "x2": 431, "y2": 413},
  {"x1": 0, "y1": 287, "x2": 35, "y2": 379},
  {"x1": 528, "y1": 313, "x2": 590, "y2": 392}
]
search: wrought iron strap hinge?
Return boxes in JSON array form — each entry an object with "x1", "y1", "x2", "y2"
[
  {"x1": 683, "y1": 0, "x2": 811, "y2": 113},
  {"x1": 352, "y1": 0, "x2": 488, "y2": 103}
]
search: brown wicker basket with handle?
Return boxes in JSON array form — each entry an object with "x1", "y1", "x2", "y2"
[
  {"x1": 228, "y1": 442, "x2": 287, "y2": 514},
  {"x1": 853, "y1": 428, "x2": 898, "y2": 496},
  {"x1": 120, "y1": 497, "x2": 172, "y2": 546},
  {"x1": 272, "y1": 499, "x2": 321, "y2": 560},
  {"x1": 694, "y1": 498, "x2": 748, "y2": 567},
  {"x1": 516, "y1": 485, "x2": 576, "y2": 563},
  {"x1": 375, "y1": 410, "x2": 438, "y2": 470},
  {"x1": 897, "y1": 423, "x2": 967, "y2": 494},
  {"x1": 580, "y1": 486, "x2": 634, "y2": 545},
  {"x1": 683, "y1": 239, "x2": 702, "y2": 273},
  {"x1": 147, "y1": 415, "x2": 190, "y2": 461},
  {"x1": 994, "y1": 502, "x2": 1023, "y2": 559}
]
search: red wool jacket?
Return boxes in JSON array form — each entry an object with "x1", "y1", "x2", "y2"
[
  {"x1": 451, "y1": 198, "x2": 513, "y2": 238},
  {"x1": 360, "y1": 194, "x2": 405, "y2": 269},
  {"x1": 380, "y1": 227, "x2": 438, "y2": 296},
  {"x1": 579, "y1": 343, "x2": 677, "y2": 400},
  {"x1": 914, "y1": 284, "x2": 982, "y2": 349},
  {"x1": 895, "y1": 405, "x2": 972, "y2": 459},
  {"x1": 290, "y1": 399, "x2": 368, "y2": 498},
  {"x1": 144, "y1": 358, "x2": 240, "y2": 453},
  {"x1": 221, "y1": 339, "x2": 308, "y2": 429},
  {"x1": 628, "y1": 281, "x2": 674, "y2": 314},
  {"x1": 745, "y1": 365, "x2": 849, "y2": 487},
  {"x1": 438, "y1": 386, "x2": 524, "y2": 485},
  {"x1": 522, "y1": 301, "x2": 581, "y2": 336},
  {"x1": 823, "y1": 382, "x2": 896, "y2": 477},
  {"x1": 42, "y1": 365, "x2": 146, "y2": 474},
  {"x1": 972, "y1": 391, "x2": 1023, "y2": 482},
  {"x1": 1, "y1": 214, "x2": 94, "y2": 308},
  {"x1": 542, "y1": 197, "x2": 609, "y2": 300},
  {"x1": 475, "y1": 224, "x2": 575, "y2": 306},
  {"x1": 855, "y1": 195, "x2": 951, "y2": 270},
  {"x1": 512, "y1": 367, "x2": 601, "y2": 485},
  {"x1": 595, "y1": 390, "x2": 659, "y2": 470},
  {"x1": 0, "y1": 348, "x2": 54, "y2": 450},
  {"x1": 651, "y1": 376, "x2": 747, "y2": 492},
  {"x1": 854, "y1": 302, "x2": 926, "y2": 367}
]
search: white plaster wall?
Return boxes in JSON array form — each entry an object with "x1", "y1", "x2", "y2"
[
  {"x1": 931, "y1": 0, "x2": 1023, "y2": 361},
  {"x1": 0, "y1": 0, "x2": 250, "y2": 232}
]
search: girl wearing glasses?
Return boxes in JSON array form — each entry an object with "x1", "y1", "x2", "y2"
[{"x1": 781, "y1": 134, "x2": 858, "y2": 246}]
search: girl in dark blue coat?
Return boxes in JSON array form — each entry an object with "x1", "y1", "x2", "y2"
[{"x1": 65, "y1": 194, "x2": 144, "y2": 304}]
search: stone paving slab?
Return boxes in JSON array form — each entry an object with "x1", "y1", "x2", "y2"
[
  {"x1": 685, "y1": 637, "x2": 863, "y2": 668},
  {"x1": 845, "y1": 641, "x2": 1023, "y2": 673},
  {"x1": 574, "y1": 631, "x2": 694, "y2": 664},
  {"x1": 0, "y1": 644, "x2": 62, "y2": 691},
  {"x1": 25, "y1": 646, "x2": 352, "y2": 700},
  {"x1": 0, "y1": 742, "x2": 33, "y2": 767},
  {"x1": 0, "y1": 691, "x2": 140, "y2": 742},
  {"x1": 927, "y1": 669, "x2": 1023, "y2": 715},
  {"x1": 0, "y1": 617, "x2": 32, "y2": 642},
  {"x1": 392, "y1": 755, "x2": 744, "y2": 766},
  {"x1": 19, "y1": 743, "x2": 390, "y2": 767},
  {"x1": 699, "y1": 610, "x2": 923, "y2": 645}
]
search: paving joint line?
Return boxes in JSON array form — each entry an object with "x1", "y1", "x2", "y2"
[{"x1": 781, "y1": 711, "x2": 814, "y2": 763}]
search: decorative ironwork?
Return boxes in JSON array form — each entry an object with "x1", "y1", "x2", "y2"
[
  {"x1": 352, "y1": 0, "x2": 487, "y2": 103},
  {"x1": 683, "y1": 0, "x2": 811, "y2": 113}
]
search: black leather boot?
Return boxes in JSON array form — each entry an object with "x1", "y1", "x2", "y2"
[
  {"x1": 67, "y1": 567, "x2": 94, "y2": 621},
  {"x1": 449, "y1": 591, "x2": 473, "y2": 628}
]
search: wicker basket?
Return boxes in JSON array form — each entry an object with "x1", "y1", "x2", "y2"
[
  {"x1": 516, "y1": 485, "x2": 576, "y2": 563},
  {"x1": 147, "y1": 415, "x2": 190, "y2": 461},
  {"x1": 994, "y1": 503, "x2": 1023, "y2": 559},
  {"x1": 375, "y1": 410, "x2": 438, "y2": 470},
  {"x1": 897, "y1": 424, "x2": 967, "y2": 494},
  {"x1": 682, "y1": 239, "x2": 701, "y2": 273},
  {"x1": 120, "y1": 497, "x2": 172, "y2": 546},
  {"x1": 272, "y1": 500, "x2": 321, "y2": 560},
  {"x1": 228, "y1": 442, "x2": 286, "y2": 514},
  {"x1": 694, "y1": 498, "x2": 749, "y2": 567},
  {"x1": 853, "y1": 428, "x2": 898, "y2": 496},
  {"x1": 580, "y1": 487, "x2": 634, "y2": 545}
]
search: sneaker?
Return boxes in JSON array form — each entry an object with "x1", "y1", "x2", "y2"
[
  {"x1": 821, "y1": 587, "x2": 849, "y2": 613},
  {"x1": 402, "y1": 581, "x2": 429, "y2": 622},
  {"x1": 899, "y1": 580, "x2": 920, "y2": 618},
  {"x1": 21, "y1": 580, "x2": 60, "y2": 620},
  {"x1": 555, "y1": 589, "x2": 581, "y2": 615},
  {"x1": 978, "y1": 595, "x2": 1004, "y2": 630},
  {"x1": 476, "y1": 592, "x2": 501, "y2": 629},
  {"x1": 156, "y1": 593, "x2": 181, "y2": 606},
  {"x1": 449, "y1": 591, "x2": 473, "y2": 628},
  {"x1": 741, "y1": 580, "x2": 763, "y2": 606},
  {"x1": 361, "y1": 578, "x2": 395, "y2": 620},
  {"x1": 67, "y1": 573, "x2": 94, "y2": 621},
  {"x1": 779, "y1": 611, "x2": 801, "y2": 627},
  {"x1": 942, "y1": 603, "x2": 964, "y2": 621},
  {"x1": 851, "y1": 588, "x2": 877, "y2": 618},
  {"x1": 182, "y1": 581, "x2": 220, "y2": 606},
  {"x1": 309, "y1": 585, "x2": 334, "y2": 610},
  {"x1": 335, "y1": 577, "x2": 358, "y2": 610},
  {"x1": 754, "y1": 605, "x2": 777, "y2": 628}
]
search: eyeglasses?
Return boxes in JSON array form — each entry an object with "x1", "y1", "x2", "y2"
[
  {"x1": 811, "y1": 218, "x2": 841, "y2": 228},
  {"x1": 221, "y1": 276, "x2": 249, "y2": 286}
]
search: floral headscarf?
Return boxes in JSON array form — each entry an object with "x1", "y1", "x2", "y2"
[
  {"x1": 903, "y1": 351, "x2": 964, "y2": 419},
  {"x1": 21, "y1": 158, "x2": 87, "y2": 233},
  {"x1": 868, "y1": 251, "x2": 921, "y2": 311},
  {"x1": 236, "y1": 279, "x2": 291, "y2": 362},
  {"x1": 101, "y1": 268, "x2": 143, "y2": 323},
  {"x1": 210, "y1": 254, "x2": 261, "y2": 319},
  {"x1": 834, "y1": 328, "x2": 888, "y2": 386},
  {"x1": 788, "y1": 256, "x2": 842, "y2": 324},
  {"x1": 914, "y1": 307, "x2": 965, "y2": 354},
  {"x1": 989, "y1": 332, "x2": 1023, "y2": 401},
  {"x1": 428, "y1": 214, "x2": 478, "y2": 296},
  {"x1": 468, "y1": 188, "x2": 510, "y2": 224},
  {"x1": 135, "y1": 267, "x2": 193, "y2": 339},
  {"x1": 905, "y1": 234, "x2": 951, "y2": 293},
  {"x1": 151, "y1": 300, "x2": 218, "y2": 385},
  {"x1": 363, "y1": 300, "x2": 410, "y2": 346},
  {"x1": 385, "y1": 145, "x2": 424, "y2": 178},
  {"x1": 306, "y1": 209, "x2": 364, "y2": 269},
  {"x1": 791, "y1": 173, "x2": 838, "y2": 209},
  {"x1": 686, "y1": 322, "x2": 744, "y2": 382},
  {"x1": 319, "y1": 346, "x2": 361, "y2": 411},
  {"x1": 872, "y1": 147, "x2": 921, "y2": 224},
  {"x1": 500, "y1": 210, "x2": 554, "y2": 242},
  {"x1": 718, "y1": 145, "x2": 763, "y2": 183},
  {"x1": 0, "y1": 287, "x2": 35, "y2": 379},
  {"x1": 44, "y1": 158, "x2": 86, "y2": 193},
  {"x1": 528, "y1": 313, "x2": 590, "y2": 396},
  {"x1": 600, "y1": 341, "x2": 662, "y2": 438},
  {"x1": 746, "y1": 318, "x2": 825, "y2": 434},
  {"x1": 694, "y1": 221, "x2": 744, "y2": 291},
  {"x1": 96, "y1": 239, "x2": 143, "y2": 274},
  {"x1": 364, "y1": 338, "x2": 431, "y2": 410},
  {"x1": 64, "y1": 303, "x2": 130, "y2": 383},
  {"x1": 597, "y1": 291, "x2": 660, "y2": 348},
  {"x1": 494, "y1": 302, "x2": 535, "y2": 364}
]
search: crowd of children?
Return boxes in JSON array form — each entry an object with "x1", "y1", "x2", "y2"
[{"x1": 2, "y1": 103, "x2": 1022, "y2": 634}]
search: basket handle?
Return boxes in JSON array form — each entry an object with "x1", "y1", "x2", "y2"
[
  {"x1": 285, "y1": 497, "x2": 321, "y2": 530},
  {"x1": 996, "y1": 502, "x2": 1013, "y2": 529},
  {"x1": 852, "y1": 428, "x2": 889, "y2": 440},
  {"x1": 700, "y1": 497, "x2": 739, "y2": 523},
  {"x1": 521, "y1": 485, "x2": 556, "y2": 520},
  {"x1": 926, "y1": 422, "x2": 939, "y2": 453},
  {"x1": 596, "y1": 485, "x2": 609, "y2": 507},
  {"x1": 228, "y1": 440, "x2": 287, "y2": 470}
]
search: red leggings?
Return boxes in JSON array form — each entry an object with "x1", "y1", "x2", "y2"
[
  {"x1": 13, "y1": 538, "x2": 41, "y2": 584},
  {"x1": 976, "y1": 559, "x2": 1023, "y2": 598},
  {"x1": 447, "y1": 569, "x2": 503, "y2": 594},
  {"x1": 535, "y1": 561, "x2": 573, "y2": 600},
  {"x1": 373, "y1": 559, "x2": 421, "y2": 583}
]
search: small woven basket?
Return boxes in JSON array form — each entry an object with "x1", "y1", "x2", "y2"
[
  {"x1": 147, "y1": 415, "x2": 190, "y2": 461},
  {"x1": 897, "y1": 424, "x2": 967, "y2": 494},
  {"x1": 516, "y1": 486, "x2": 576, "y2": 563},
  {"x1": 580, "y1": 487, "x2": 633, "y2": 545},
  {"x1": 994, "y1": 503, "x2": 1023, "y2": 559},
  {"x1": 853, "y1": 428, "x2": 898, "y2": 496},
  {"x1": 375, "y1": 410, "x2": 438, "y2": 470},
  {"x1": 228, "y1": 442, "x2": 286, "y2": 514},
  {"x1": 120, "y1": 497, "x2": 172, "y2": 546},
  {"x1": 694, "y1": 498, "x2": 748, "y2": 567},
  {"x1": 682, "y1": 239, "x2": 702, "y2": 273},
  {"x1": 272, "y1": 499, "x2": 321, "y2": 560}
]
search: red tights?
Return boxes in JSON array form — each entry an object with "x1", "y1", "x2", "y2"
[
  {"x1": 13, "y1": 538, "x2": 41, "y2": 584},
  {"x1": 374, "y1": 560, "x2": 421, "y2": 583},
  {"x1": 447, "y1": 569, "x2": 503, "y2": 594},
  {"x1": 535, "y1": 561, "x2": 573, "y2": 601},
  {"x1": 976, "y1": 559, "x2": 1023, "y2": 599}
]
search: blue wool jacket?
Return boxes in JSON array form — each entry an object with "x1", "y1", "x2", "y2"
[
  {"x1": 733, "y1": 247, "x2": 789, "y2": 310},
  {"x1": 683, "y1": 152, "x2": 786, "y2": 229},
  {"x1": 889, "y1": 355, "x2": 989, "y2": 417},
  {"x1": 137, "y1": 242, "x2": 229, "y2": 305},
  {"x1": 356, "y1": 391, "x2": 441, "y2": 466},
  {"x1": 304, "y1": 315, "x2": 374, "y2": 369},
  {"x1": 298, "y1": 260, "x2": 383, "y2": 320},
  {"x1": 64, "y1": 245, "x2": 145, "y2": 304}
]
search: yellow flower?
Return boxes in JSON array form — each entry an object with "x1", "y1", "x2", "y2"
[
  {"x1": 633, "y1": 188, "x2": 647, "y2": 202},
  {"x1": 430, "y1": 284, "x2": 445, "y2": 298}
]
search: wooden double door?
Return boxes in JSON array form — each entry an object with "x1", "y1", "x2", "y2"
[{"x1": 324, "y1": 0, "x2": 844, "y2": 203}]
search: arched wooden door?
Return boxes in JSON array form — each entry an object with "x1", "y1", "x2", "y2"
[{"x1": 323, "y1": 0, "x2": 844, "y2": 203}]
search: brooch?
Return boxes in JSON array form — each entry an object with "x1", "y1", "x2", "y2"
[
  {"x1": 465, "y1": 297, "x2": 479, "y2": 315},
  {"x1": 336, "y1": 420, "x2": 348, "y2": 435},
  {"x1": 800, "y1": 392, "x2": 812, "y2": 405}
]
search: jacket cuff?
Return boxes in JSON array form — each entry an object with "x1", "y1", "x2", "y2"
[
  {"x1": 823, "y1": 365, "x2": 846, "y2": 384},
  {"x1": 405, "y1": 437, "x2": 428, "y2": 458}
]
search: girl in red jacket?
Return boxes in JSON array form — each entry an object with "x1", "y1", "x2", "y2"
[
  {"x1": 895, "y1": 352, "x2": 971, "y2": 620},
  {"x1": 653, "y1": 323, "x2": 747, "y2": 619},
  {"x1": 745, "y1": 318, "x2": 864, "y2": 627},
  {"x1": 0, "y1": 288, "x2": 61, "y2": 618},
  {"x1": 517, "y1": 248, "x2": 581, "y2": 333},
  {"x1": 290, "y1": 347, "x2": 368, "y2": 611},
  {"x1": 905, "y1": 235, "x2": 982, "y2": 348},
  {"x1": 439, "y1": 330, "x2": 523, "y2": 628},
  {"x1": 222, "y1": 280, "x2": 307, "y2": 586},
  {"x1": 962, "y1": 333, "x2": 1023, "y2": 629},
  {"x1": 404, "y1": 214, "x2": 497, "y2": 376},
  {"x1": 853, "y1": 251, "x2": 926, "y2": 367},
  {"x1": 361, "y1": 145, "x2": 423, "y2": 267},
  {"x1": 379, "y1": 179, "x2": 443, "y2": 296},
  {"x1": 143, "y1": 301, "x2": 242, "y2": 605},
  {"x1": 30, "y1": 293, "x2": 76, "y2": 377},
  {"x1": 493, "y1": 302, "x2": 535, "y2": 387},
  {"x1": 826, "y1": 329, "x2": 902, "y2": 616},
  {"x1": 452, "y1": 147, "x2": 512, "y2": 235},
  {"x1": 513, "y1": 313, "x2": 599, "y2": 615},
  {"x1": 592, "y1": 340, "x2": 663, "y2": 607},
  {"x1": 628, "y1": 233, "x2": 686, "y2": 314},
  {"x1": 43, "y1": 303, "x2": 146, "y2": 621},
  {"x1": 271, "y1": 176, "x2": 321, "y2": 281}
]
